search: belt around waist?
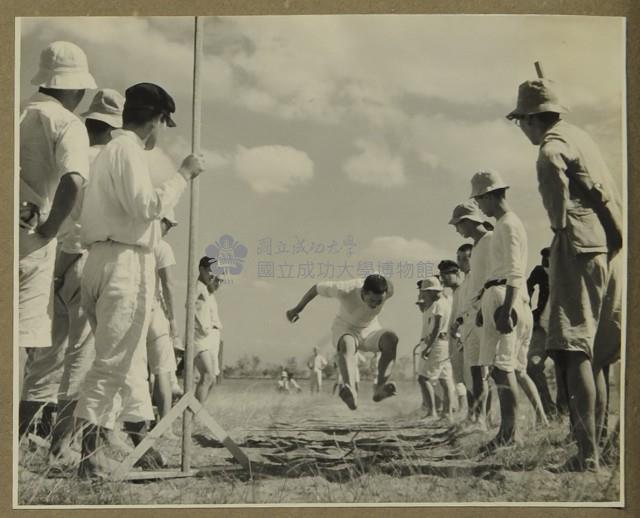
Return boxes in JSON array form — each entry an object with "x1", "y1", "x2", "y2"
[
  {"x1": 484, "y1": 279, "x2": 507, "y2": 290},
  {"x1": 90, "y1": 239, "x2": 152, "y2": 253}
]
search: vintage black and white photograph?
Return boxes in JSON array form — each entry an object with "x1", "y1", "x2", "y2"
[{"x1": 14, "y1": 14, "x2": 626, "y2": 507}]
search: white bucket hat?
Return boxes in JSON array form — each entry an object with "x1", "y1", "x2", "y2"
[
  {"x1": 449, "y1": 200, "x2": 487, "y2": 225},
  {"x1": 30, "y1": 41, "x2": 97, "y2": 90},
  {"x1": 82, "y1": 89, "x2": 124, "y2": 128},
  {"x1": 418, "y1": 277, "x2": 443, "y2": 292},
  {"x1": 470, "y1": 170, "x2": 510, "y2": 198}
]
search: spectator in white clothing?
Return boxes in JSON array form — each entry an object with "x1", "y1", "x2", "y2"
[{"x1": 74, "y1": 82, "x2": 205, "y2": 478}]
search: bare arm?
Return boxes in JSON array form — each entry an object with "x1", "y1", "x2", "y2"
[
  {"x1": 422, "y1": 314, "x2": 442, "y2": 357},
  {"x1": 286, "y1": 285, "x2": 319, "y2": 322},
  {"x1": 158, "y1": 265, "x2": 178, "y2": 337},
  {"x1": 37, "y1": 173, "x2": 83, "y2": 239},
  {"x1": 495, "y1": 285, "x2": 516, "y2": 334}
]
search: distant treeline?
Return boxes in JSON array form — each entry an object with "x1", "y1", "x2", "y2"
[{"x1": 221, "y1": 353, "x2": 415, "y2": 380}]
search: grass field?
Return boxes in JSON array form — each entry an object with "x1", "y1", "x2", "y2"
[{"x1": 17, "y1": 379, "x2": 621, "y2": 506}]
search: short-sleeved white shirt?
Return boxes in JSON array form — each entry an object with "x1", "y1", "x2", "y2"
[
  {"x1": 58, "y1": 145, "x2": 104, "y2": 254},
  {"x1": 421, "y1": 296, "x2": 452, "y2": 362},
  {"x1": 195, "y1": 280, "x2": 223, "y2": 343},
  {"x1": 154, "y1": 238, "x2": 176, "y2": 305},
  {"x1": 20, "y1": 92, "x2": 90, "y2": 217},
  {"x1": 155, "y1": 239, "x2": 176, "y2": 270},
  {"x1": 486, "y1": 212, "x2": 528, "y2": 292},
  {"x1": 316, "y1": 278, "x2": 390, "y2": 332},
  {"x1": 455, "y1": 231, "x2": 494, "y2": 316}
]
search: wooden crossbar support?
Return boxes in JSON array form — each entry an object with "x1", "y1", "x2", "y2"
[{"x1": 113, "y1": 392, "x2": 251, "y2": 481}]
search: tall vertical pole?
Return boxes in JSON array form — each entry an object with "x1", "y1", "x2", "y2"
[{"x1": 182, "y1": 16, "x2": 204, "y2": 473}]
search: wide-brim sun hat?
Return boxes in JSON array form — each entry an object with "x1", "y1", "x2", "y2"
[
  {"x1": 470, "y1": 170, "x2": 510, "y2": 198},
  {"x1": 506, "y1": 79, "x2": 569, "y2": 120},
  {"x1": 82, "y1": 88, "x2": 124, "y2": 128},
  {"x1": 449, "y1": 199, "x2": 486, "y2": 225},
  {"x1": 30, "y1": 41, "x2": 97, "y2": 90}
]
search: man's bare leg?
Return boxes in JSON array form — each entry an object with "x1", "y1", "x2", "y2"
[
  {"x1": 441, "y1": 378, "x2": 457, "y2": 419},
  {"x1": 152, "y1": 372, "x2": 173, "y2": 420},
  {"x1": 195, "y1": 350, "x2": 216, "y2": 404},
  {"x1": 561, "y1": 351, "x2": 599, "y2": 471},
  {"x1": 336, "y1": 334, "x2": 358, "y2": 409},
  {"x1": 516, "y1": 370, "x2": 549, "y2": 427},
  {"x1": 471, "y1": 366, "x2": 488, "y2": 426},
  {"x1": 481, "y1": 368, "x2": 518, "y2": 452},
  {"x1": 417, "y1": 375, "x2": 433, "y2": 415},
  {"x1": 373, "y1": 331, "x2": 398, "y2": 402}
]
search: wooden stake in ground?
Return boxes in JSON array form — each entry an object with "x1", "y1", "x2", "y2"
[{"x1": 181, "y1": 13, "x2": 205, "y2": 475}]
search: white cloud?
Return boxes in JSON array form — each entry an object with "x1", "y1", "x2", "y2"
[
  {"x1": 223, "y1": 15, "x2": 623, "y2": 124},
  {"x1": 343, "y1": 139, "x2": 406, "y2": 188},
  {"x1": 234, "y1": 145, "x2": 314, "y2": 193},
  {"x1": 21, "y1": 16, "x2": 623, "y2": 130},
  {"x1": 408, "y1": 114, "x2": 538, "y2": 186},
  {"x1": 360, "y1": 236, "x2": 447, "y2": 263}
]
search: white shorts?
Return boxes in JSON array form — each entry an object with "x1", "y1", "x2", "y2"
[
  {"x1": 146, "y1": 305, "x2": 177, "y2": 375},
  {"x1": 195, "y1": 328, "x2": 221, "y2": 376},
  {"x1": 461, "y1": 310, "x2": 482, "y2": 368},
  {"x1": 331, "y1": 323, "x2": 387, "y2": 353},
  {"x1": 479, "y1": 285, "x2": 531, "y2": 373},
  {"x1": 18, "y1": 230, "x2": 57, "y2": 348},
  {"x1": 515, "y1": 305, "x2": 533, "y2": 372},
  {"x1": 22, "y1": 252, "x2": 94, "y2": 402},
  {"x1": 418, "y1": 357, "x2": 453, "y2": 383}
]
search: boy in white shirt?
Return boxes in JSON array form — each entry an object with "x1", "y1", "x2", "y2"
[
  {"x1": 471, "y1": 170, "x2": 534, "y2": 453},
  {"x1": 147, "y1": 212, "x2": 179, "y2": 428},
  {"x1": 449, "y1": 200, "x2": 494, "y2": 428},
  {"x1": 416, "y1": 277, "x2": 456, "y2": 420},
  {"x1": 194, "y1": 256, "x2": 224, "y2": 404},
  {"x1": 287, "y1": 274, "x2": 398, "y2": 411}
]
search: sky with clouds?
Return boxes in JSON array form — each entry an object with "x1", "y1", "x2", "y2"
[{"x1": 18, "y1": 15, "x2": 626, "y2": 366}]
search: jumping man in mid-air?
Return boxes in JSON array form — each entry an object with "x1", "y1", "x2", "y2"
[{"x1": 287, "y1": 274, "x2": 398, "y2": 410}]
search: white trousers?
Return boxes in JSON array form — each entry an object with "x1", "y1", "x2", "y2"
[{"x1": 74, "y1": 241, "x2": 155, "y2": 429}]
